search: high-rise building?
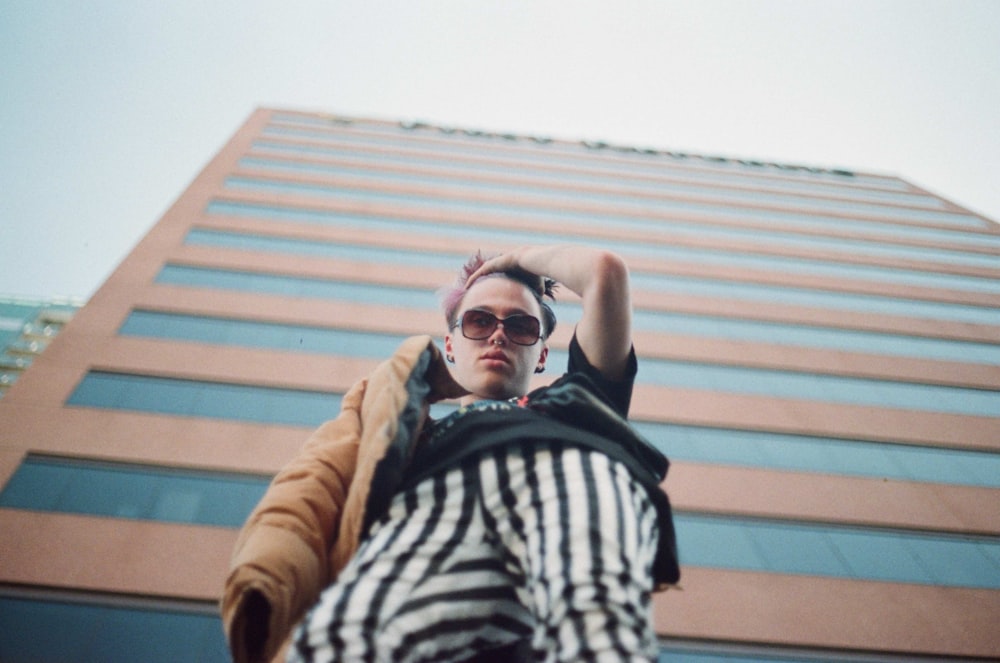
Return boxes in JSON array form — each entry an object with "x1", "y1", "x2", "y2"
[
  {"x1": 0, "y1": 296, "x2": 80, "y2": 398},
  {"x1": 1, "y1": 108, "x2": 998, "y2": 661}
]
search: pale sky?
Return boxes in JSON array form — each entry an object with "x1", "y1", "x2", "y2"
[{"x1": 2, "y1": 0, "x2": 998, "y2": 301}]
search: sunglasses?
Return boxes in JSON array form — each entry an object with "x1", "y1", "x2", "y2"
[{"x1": 453, "y1": 309, "x2": 543, "y2": 346}]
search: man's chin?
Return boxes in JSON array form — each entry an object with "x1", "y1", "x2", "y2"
[{"x1": 473, "y1": 378, "x2": 522, "y2": 401}]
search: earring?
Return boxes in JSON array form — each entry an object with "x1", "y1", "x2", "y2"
[
  {"x1": 534, "y1": 365, "x2": 545, "y2": 374},
  {"x1": 446, "y1": 354, "x2": 455, "y2": 363}
]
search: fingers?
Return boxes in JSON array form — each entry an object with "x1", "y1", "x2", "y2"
[{"x1": 466, "y1": 252, "x2": 519, "y2": 288}]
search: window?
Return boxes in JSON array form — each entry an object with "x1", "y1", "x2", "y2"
[
  {"x1": 634, "y1": 422, "x2": 1000, "y2": 488},
  {"x1": 67, "y1": 371, "x2": 339, "y2": 427},
  {"x1": 0, "y1": 455, "x2": 269, "y2": 527},
  {"x1": 120, "y1": 309, "x2": 406, "y2": 359},
  {"x1": 675, "y1": 513, "x2": 1000, "y2": 588},
  {"x1": 0, "y1": 594, "x2": 228, "y2": 663}
]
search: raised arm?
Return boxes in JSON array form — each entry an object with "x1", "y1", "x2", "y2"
[{"x1": 467, "y1": 245, "x2": 633, "y2": 380}]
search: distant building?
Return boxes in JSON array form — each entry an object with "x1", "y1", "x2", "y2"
[
  {"x1": 1, "y1": 109, "x2": 998, "y2": 661},
  {"x1": 0, "y1": 296, "x2": 80, "y2": 398}
]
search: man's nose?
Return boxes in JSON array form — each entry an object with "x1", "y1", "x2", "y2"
[{"x1": 488, "y1": 322, "x2": 508, "y2": 344}]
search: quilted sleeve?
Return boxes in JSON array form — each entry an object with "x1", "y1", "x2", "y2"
[{"x1": 221, "y1": 380, "x2": 365, "y2": 663}]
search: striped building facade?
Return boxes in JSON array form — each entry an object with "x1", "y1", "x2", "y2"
[{"x1": 1, "y1": 108, "x2": 998, "y2": 661}]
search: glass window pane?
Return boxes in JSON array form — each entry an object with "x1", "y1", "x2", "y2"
[
  {"x1": 830, "y1": 528, "x2": 937, "y2": 585},
  {"x1": 190, "y1": 476, "x2": 268, "y2": 527},
  {"x1": 0, "y1": 596, "x2": 228, "y2": 663},
  {"x1": 151, "y1": 476, "x2": 205, "y2": 523},
  {"x1": 264, "y1": 388, "x2": 340, "y2": 427},
  {"x1": 0, "y1": 597, "x2": 101, "y2": 660},
  {"x1": 66, "y1": 371, "x2": 127, "y2": 409},
  {"x1": 674, "y1": 513, "x2": 1000, "y2": 589},
  {"x1": 636, "y1": 423, "x2": 1000, "y2": 488},
  {"x1": 86, "y1": 607, "x2": 207, "y2": 661},
  {"x1": 63, "y1": 466, "x2": 158, "y2": 519},
  {"x1": 901, "y1": 536, "x2": 1000, "y2": 588},
  {"x1": 67, "y1": 371, "x2": 335, "y2": 427},
  {"x1": 0, "y1": 459, "x2": 73, "y2": 510},
  {"x1": 674, "y1": 516, "x2": 767, "y2": 571},
  {"x1": 749, "y1": 522, "x2": 847, "y2": 576},
  {"x1": 0, "y1": 456, "x2": 270, "y2": 528},
  {"x1": 118, "y1": 374, "x2": 201, "y2": 415}
]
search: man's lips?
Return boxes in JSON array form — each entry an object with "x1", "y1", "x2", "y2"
[{"x1": 479, "y1": 350, "x2": 511, "y2": 365}]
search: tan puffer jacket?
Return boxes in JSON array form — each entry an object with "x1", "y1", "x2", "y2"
[{"x1": 221, "y1": 336, "x2": 468, "y2": 663}]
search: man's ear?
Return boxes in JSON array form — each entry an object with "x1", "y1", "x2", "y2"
[
  {"x1": 536, "y1": 344, "x2": 549, "y2": 371},
  {"x1": 444, "y1": 334, "x2": 457, "y2": 363}
]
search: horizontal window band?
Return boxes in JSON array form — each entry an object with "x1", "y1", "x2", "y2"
[
  {"x1": 206, "y1": 198, "x2": 1000, "y2": 273},
  {"x1": 238, "y1": 153, "x2": 980, "y2": 232},
  {"x1": 121, "y1": 308, "x2": 414, "y2": 360},
  {"x1": 261, "y1": 119, "x2": 915, "y2": 193},
  {"x1": 0, "y1": 455, "x2": 269, "y2": 528},
  {"x1": 223, "y1": 176, "x2": 999, "y2": 260},
  {"x1": 155, "y1": 262, "x2": 1000, "y2": 357},
  {"x1": 0, "y1": 593, "x2": 228, "y2": 662},
  {"x1": 0, "y1": 590, "x2": 846, "y2": 662},
  {"x1": 656, "y1": 636, "x2": 938, "y2": 663},
  {"x1": 672, "y1": 512, "x2": 1000, "y2": 590},
  {"x1": 125, "y1": 300, "x2": 1000, "y2": 417},
  {"x1": 637, "y1": 422, "x2": 1000, "y2": 489},
  {"x1": 139, "y1": 275, "x2": 1000, "y2": 365},
  {"x1": 252, "y1": 134, "x2": 945, "y2": 211},
  {"x1": 66, "y1": 369, "x2": 341, "y2": 427},
  {"x1": 156, "y1": 264, "x2": 1000, "y2": 327},
  {"x1": 2, "y1": 455, "x2": 995, "y2": 589},
  {"x1": 186, "y1": 226, "x2": 1000, "y2": 298}
]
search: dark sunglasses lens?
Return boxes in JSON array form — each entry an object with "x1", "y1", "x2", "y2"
[
  {"x1": 504, "y1": 316, "x2": 540, "y2": 344},
  {"x1": 461, "y1": 310, "x2": 498, "y2": 339}
]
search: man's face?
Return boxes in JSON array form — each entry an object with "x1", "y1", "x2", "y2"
[{"x1": 445, "y1": 277, "x2": 549, "y2": 401}]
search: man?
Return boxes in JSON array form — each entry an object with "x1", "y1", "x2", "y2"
[{"x1": 223, "y1": 245, "x2": 678, "y2": 663}]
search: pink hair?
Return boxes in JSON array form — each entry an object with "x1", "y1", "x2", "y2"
[{"x1": 438, "y1": 250, "x2": 558, "y2": 333}]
